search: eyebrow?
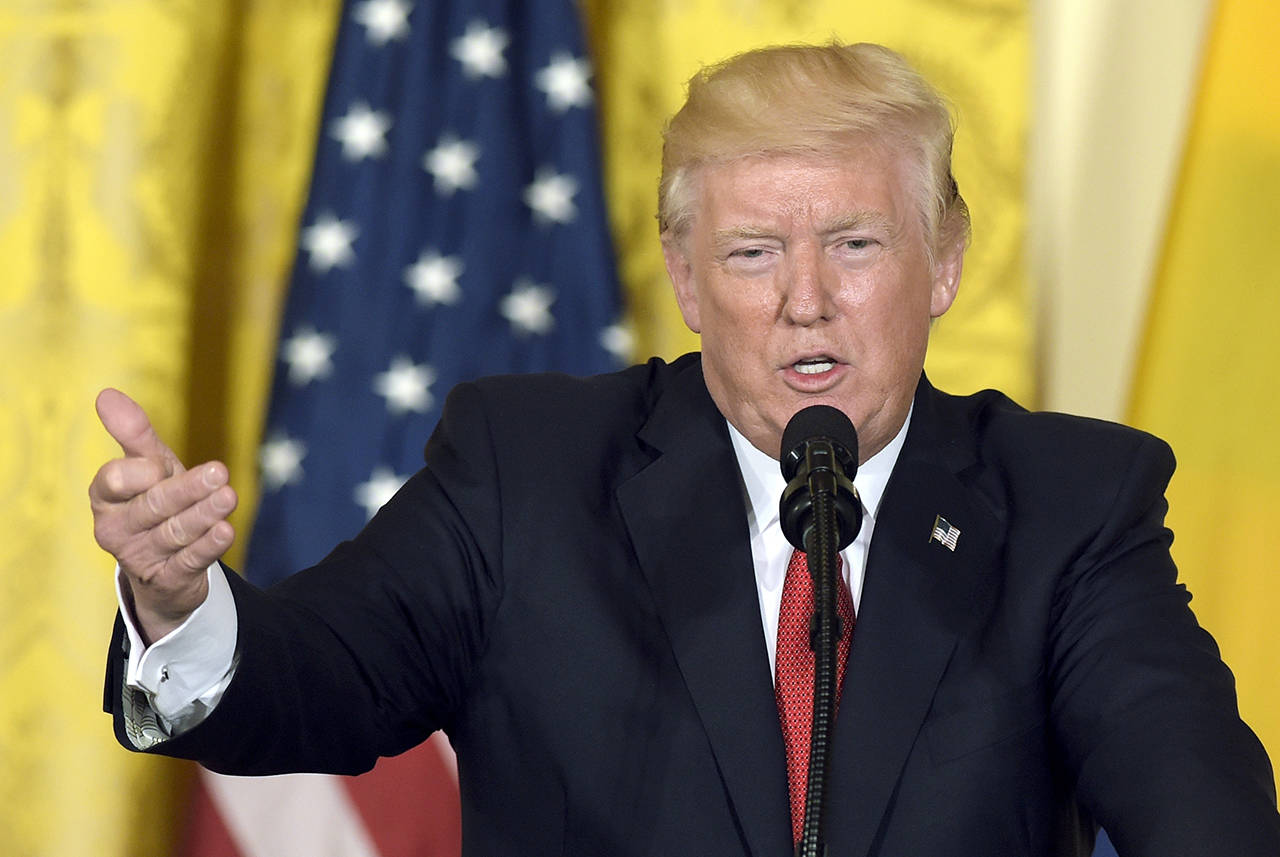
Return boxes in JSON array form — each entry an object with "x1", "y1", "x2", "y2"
[
  {"x1": 821, "y1": 211, "x2": 897, "y2": 235},
  {"x1": 711, "y1": 211, "x2": 898, "y2": 246},
  {"x1": 711, "y1": 225, "x2": 779, "y2": 244}
]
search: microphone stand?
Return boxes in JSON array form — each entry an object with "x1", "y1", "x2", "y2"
[
  {"x1": 796, "y1": 472, "x2": 845, "y2": 857},
  {"x1": 778, "y1": 406, "x2": 861, "y2": 857}
]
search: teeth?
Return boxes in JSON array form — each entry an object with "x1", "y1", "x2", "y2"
[{"x1": 794, "y1": 360, "x2": 835, "y2": 375}]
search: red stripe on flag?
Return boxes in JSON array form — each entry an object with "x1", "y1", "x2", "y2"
[
  {"x1": 177, "y1": 772, "x2": 244, "y2": 857},
  {"x1": 176, "y1": 738, "x2": 461, "y2": 857},
  {"x1": 342, "y1": 735, "x2": 461, "y2": 857}
]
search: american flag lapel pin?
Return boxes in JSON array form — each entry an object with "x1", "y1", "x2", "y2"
[{"x1": 930, "y1": 515, "x2": 960, "y2": 551}]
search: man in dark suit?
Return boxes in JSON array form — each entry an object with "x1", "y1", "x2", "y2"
[{"x1": 92, "y1": 43, "x2": 1279, "y2": 855}]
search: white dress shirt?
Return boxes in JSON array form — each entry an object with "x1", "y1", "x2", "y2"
[
  {"x1": 117, "y1": 560, "x2": 238, "y2": 733},
  {"x1": 727, "y1": 410, "x2": 910, "y2": 680},
  {"x1": 119, "y1": 408, "x2": 911, "y2": 732}
]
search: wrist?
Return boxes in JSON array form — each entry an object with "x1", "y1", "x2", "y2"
[{"x1": 124, "y1": 576, "x2": 208, "y2": 646}]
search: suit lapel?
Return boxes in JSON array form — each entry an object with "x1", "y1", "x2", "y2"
[
  {"x1": 615, "y1": 361, "x2": 793, "y2": 857},
  {"x1": 615, "y1": 367, "x2": 1006, "y2": 857},
  {"x1": 826, "y1": 379, "x2": 1004, "y2": 856}
]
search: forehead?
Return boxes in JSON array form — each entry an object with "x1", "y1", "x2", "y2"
[{"x1": 692, "y1": 148, "x2": 915, "y2": 233}]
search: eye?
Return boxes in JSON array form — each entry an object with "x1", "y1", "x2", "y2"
[
  {"x1": 722, "y1": 244, "x2": 777, "y2": 274},
  {"x1": 830, "y1": 235, "x2": 883, "y2": 268}
]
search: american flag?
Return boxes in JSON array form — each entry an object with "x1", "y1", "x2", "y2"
[
  {"x1": 180, "y1": 1, "x2": 624, "y2": 854},
  {"x1": 929, "y1": 515, "x2": 960, "y2": 552}
]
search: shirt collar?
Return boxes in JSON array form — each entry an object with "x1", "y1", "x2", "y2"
[{"x1": 728, "y1": 404, "x2": 913, "y2": 537}]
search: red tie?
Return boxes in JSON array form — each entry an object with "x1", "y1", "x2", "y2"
[{"x1": 774, "y1": 548, "x2": 856, "y2": 844}]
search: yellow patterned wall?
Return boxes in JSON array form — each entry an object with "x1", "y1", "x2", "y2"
[
  {"x1": 582, "y1": 0, "x2": 1032, "y2": 403},
  {"x1": 0, "y1": 3, "x2": 338, "y2": 855}
]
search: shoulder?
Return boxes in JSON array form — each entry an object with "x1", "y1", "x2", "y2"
[
  {"x1": 918, "y1": 384, "x2": 1176, "y2": 528},
  {"x1": 427, "y1": 353, "x2": 706, "y2": 462},
  {"x1": 929, "y1": 384, "x2": 1174, "y2": 477},
  {"x1": 465, "y1": 352, "x2": 701, "y2": 416}
]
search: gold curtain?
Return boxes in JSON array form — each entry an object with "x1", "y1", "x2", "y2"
[
  {"x1": 1128, "y1": 0, "x2": 1280, "y2": 769},
  {"x1": 0, "y1": 2, "x2": 338, "y2": 855}
]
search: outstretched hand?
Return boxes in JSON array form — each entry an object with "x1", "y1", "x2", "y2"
[{"x1": 89, "y1": 389, "x2": 238, "y2": 643}]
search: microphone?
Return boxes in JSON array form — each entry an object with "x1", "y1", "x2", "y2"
[
  {"x1": 778, "y1": 405, "x2": 864, "y2": 857},
  {"x1": 779, "y1": 404, "x2": 862, "y2": 553}
]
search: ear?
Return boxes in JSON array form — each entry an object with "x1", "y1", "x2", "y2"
[
  {"x1": 662, "y1": 233, "x2": 702, "y2": 333},
  {"x1": 929, "y1": 238, "x2": 964, "y2": 319}
]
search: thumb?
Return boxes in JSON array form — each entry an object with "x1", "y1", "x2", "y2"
[{"x1": 95, "y1": 388, "x2": 186, "y2": 474}]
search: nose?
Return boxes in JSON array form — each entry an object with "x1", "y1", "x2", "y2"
[{"x1": 781, "y1": 243, "x2": 837, "y2": 325}]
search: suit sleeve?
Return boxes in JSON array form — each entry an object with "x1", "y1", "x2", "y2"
[
  {"x1": 105, "y1": 381, "x2": 506, "y2": 775},
  {"x1": 1046, "y1": 433, "x2": 1280, "y2": 855}
]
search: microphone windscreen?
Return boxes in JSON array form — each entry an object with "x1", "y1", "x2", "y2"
[{"x1": 780, "y1": 405, "x2": 858, "y2": 480}]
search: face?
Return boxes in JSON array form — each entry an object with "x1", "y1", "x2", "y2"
[{"x1": 662, "y1": 147, "x2": 963, "y2": 461}]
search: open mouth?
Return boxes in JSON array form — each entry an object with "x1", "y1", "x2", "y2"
[{"x1": 793, "y1": 357, "x2": 837, "y2": 375}]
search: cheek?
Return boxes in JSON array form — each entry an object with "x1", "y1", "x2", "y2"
[
  {"x1": 701, "y1": 279, "x2": 775, "y2": 331},
  {"x1": 846, "y1": 276, "x2": 933, "y2": 360}
]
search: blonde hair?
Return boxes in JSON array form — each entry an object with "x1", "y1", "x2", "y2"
[{"x1": 659, "y1": 42, "x2": 970, "y2": 255}]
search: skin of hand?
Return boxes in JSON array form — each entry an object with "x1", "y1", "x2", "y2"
[{"x1": 88, "y1": 388, "x2": 238, "y2": 644}]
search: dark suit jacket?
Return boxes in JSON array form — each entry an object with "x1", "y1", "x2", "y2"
[{"x1": 107, "y1": 354, "x2": 1280, "y2": 856}]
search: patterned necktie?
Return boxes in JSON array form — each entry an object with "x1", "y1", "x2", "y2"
[{"x1": 774, "y1": 548, "x2": 856, "y2": 844}]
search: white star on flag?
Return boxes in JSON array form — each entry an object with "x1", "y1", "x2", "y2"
[
  {"x1": 373, "y1": 355, "x2": 437, "y2": 414},
  {"x1": 404, "y1": 250, "x2": 463, "y2": 306},
  {"x1": 301, "y1": 214, "x2": 358, "y2": 272},
  {"x1": 523, "y1": 167, "x2": 578, "y2": 224},
  {"x1": 423, "y1": 135, "x2": 480, "y2": 195},
  {"x1": 500, "y1": 280, "x2": 556, "y2": 335},
  {"x1": 535, "y1": 52, "x2": 593, "y2": 113},
  {"x1": 354, "y1": 466, "x2": 410, "y2": 519},
  {"x1": 599, "y1": 323, "x2": 634, "y2": 362},
  {"x1": 352, "y1": 0, "x2": 411, "y2": 46},
  {"x1": 259, "y1": 434, "x2": 307, "y2": 491},
  {"x1": 242, "y1": 2, "x2": 627, "y2": 847},
  {"x1": 450, "y1": 21, "x2": 509, "y2": 79},
  {"x1": 331, "y1": 102, "x2": 392, "y2": 161},
  {"x1": 282, "y1": 326, "x2": 337, "y2": 385}
]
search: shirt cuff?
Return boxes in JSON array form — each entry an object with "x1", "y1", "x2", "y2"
[{"x1": 116, "y1": 562, "x2": 239, "y2": 733}]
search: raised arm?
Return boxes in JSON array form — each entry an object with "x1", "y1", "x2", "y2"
[{"x1": 89, "y1": 388, "x2": 238, "y2": 643}]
